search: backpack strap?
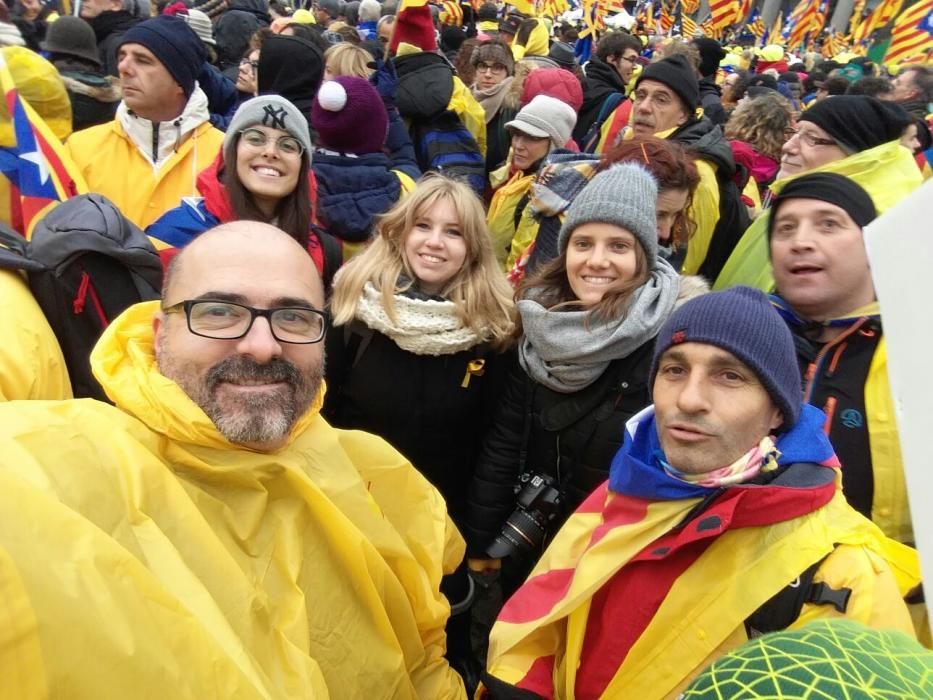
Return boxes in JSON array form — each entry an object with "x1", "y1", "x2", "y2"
[
  {"x1": 581, "y1": 92, "x2": 624, "y2": 152},
  {"x1": 745, "y1": 547, "x2": 852, "y2": 637}
]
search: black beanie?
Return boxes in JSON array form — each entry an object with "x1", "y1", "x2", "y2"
[
  {"x1": 692, "y1": 37, "x2": 726, "y2": 78},
  {"x1": 635, "y1": 55, "x2": 700, "y2": 111},
  {"x1": 118, "y1": 16, "x2": 207, "y2": 99},
  {"x1": 767, "y1": 173, "x2": 877, "y2": 240},
  {"x1": 798, "y1": 95, "x2": 912, "y2": 154}
]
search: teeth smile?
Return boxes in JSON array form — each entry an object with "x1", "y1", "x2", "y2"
[
  {"x1": 583, "y1": 276, "x2": 615, "y2": 284},
  {"x1": 254, "y1": 167, "x2": 281, "y2": 177},
  {"x1": 421, "y1": 254, "x2": 445, "y2": 263}
]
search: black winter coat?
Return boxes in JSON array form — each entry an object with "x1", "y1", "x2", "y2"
[
  {"x1": 323, "y1": 319, "x2": 510, "y2": 527},
  {"x1": 465, "y1": 341, "x2": 654, "y2": 558},
  {"x1": 572, "y1": 55, "x2": 627, "y2": 146}
]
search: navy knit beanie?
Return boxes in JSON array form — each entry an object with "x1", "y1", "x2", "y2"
[
  {"x1": 118, "y1": 16, "x2": 207, "y2": 99},
  {"x1": 650, "y1": 286, "x2": 802, "y2": 427}
]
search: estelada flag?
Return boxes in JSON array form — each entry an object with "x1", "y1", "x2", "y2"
[
  {"x1": 0, "y1": 52, "x2": 86, "y2": 237},
  {"x1": 884, "y1": 0, "x2": 933, "y2": 66}
]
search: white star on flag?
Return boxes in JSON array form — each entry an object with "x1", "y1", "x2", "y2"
[{"x1": 20, "y1": 148, "x2": 50, "y2": 186}]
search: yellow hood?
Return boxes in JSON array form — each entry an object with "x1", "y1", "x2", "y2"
[{"x1": 91, "y1": 300, "x2": 325, "y2": 451}]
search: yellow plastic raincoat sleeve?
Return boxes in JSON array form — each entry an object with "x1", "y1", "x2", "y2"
[
  {"x1": 0, "y1": 270, "x2": 72, "y2": 400},
  {"x1": 681, "y1": 159, "x2": 720, "y2": 276},
  {"x1": 450, "y1": 77, "x2": 487, "y2": 158}
]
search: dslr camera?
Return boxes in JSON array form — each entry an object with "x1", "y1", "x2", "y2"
[{"x1": 486, "y1": 473, "x2": 563, "y2": 559}]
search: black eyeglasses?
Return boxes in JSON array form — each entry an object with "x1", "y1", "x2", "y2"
[
  {"x1": 476, "y1": 61, "x2": 507, "y2": 73},
  {"x1": 239, "y1": 58, "x2": 259, "y2": 71},
  {"x1": 163, "y1": 300, "x2": 328, "y2": 344},
  {"x1": 784, "y1": 127, "x2": 838, "y2": 148}
]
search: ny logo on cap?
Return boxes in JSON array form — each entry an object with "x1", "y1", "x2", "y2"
[{"x1": 262, "y1": 104, "x2": 288, "y2": 130}]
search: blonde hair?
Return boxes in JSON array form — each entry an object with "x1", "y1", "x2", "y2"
[
  {"x1": 331, "y1": 174, "x2": 516, "y2": 347},
  {"x1": 324, "y1": 43, "x2": 374, "y2": 79}
]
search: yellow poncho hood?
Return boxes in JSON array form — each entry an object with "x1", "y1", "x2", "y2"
[{"x1": 0, "y1": 301, "x2": 466, "y2": 699}]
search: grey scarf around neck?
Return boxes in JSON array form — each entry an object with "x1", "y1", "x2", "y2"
[{"x1": 518, "y1": 260, "x2": 681, "y2": 393}]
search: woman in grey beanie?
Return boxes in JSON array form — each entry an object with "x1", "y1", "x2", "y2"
[
  {"x1": 148, "y1": 95, "x2": 340, "y2": 286},
  {"x1": 466, "y1": 162, "x2": 706, "y2": 631}
]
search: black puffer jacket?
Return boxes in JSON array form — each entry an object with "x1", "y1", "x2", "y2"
[
  {"x1": 572, "y1": 55, "x2": 627, "y2": 145},
  {"x1": 465, "y1": 342, "x2": 654, "y2": 558},
  {"x1": 323, "y1": 319, "x2": 510, "y2": 527},
  {"x1": 88, "y1": 10, "x2": 140, "y2": 77}
]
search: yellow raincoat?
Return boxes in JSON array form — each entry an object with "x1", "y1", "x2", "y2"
[
  {"x1": 713, "y1": 140, "x2": 923, "y2": 292},
  {"x1": 0, "y1": 302, "x2": 466, "y2": 699},
  {"x1": 0, "y1": 270, "x2": 71, "y2": 400},
  {"x1": 486, "y1": 166, "x2": 536, "y2": 268},
  {"x1": 65, "y1": 118, "x2": 224, "y2": 230}
]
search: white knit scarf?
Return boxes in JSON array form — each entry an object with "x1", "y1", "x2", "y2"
[{"x1": 355, "y1": 282, "x2": 484, "y2": 356}]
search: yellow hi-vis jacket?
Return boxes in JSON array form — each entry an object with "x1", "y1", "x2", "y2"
[{"x1": 0, "y1": 301, "x2": 466, "y2": 699}]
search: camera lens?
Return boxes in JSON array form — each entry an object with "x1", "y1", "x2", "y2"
[{"x1": 485, "y1": 510, "x2": 546, "y2": 559}]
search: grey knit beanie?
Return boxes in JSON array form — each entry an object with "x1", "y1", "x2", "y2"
[
  {"x1": 505, "y1": 94, "x2": 577, "y2": 149},
  {"x1": 558, "y1": 163, "x2": 659, "y2": 265},
  {"x1": 223, "y1": 95, "x2": 312, "y2": 161}
]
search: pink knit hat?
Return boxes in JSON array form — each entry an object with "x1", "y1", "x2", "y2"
[{"x1": 312, "y1": 76, "x2": 388, "y2": 155}]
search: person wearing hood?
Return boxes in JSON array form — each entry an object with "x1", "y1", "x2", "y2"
[
  {"x1": 691, "y1": 37, "x2": 727, "y2": 126},
  {"x1": 480, "y1": 286, "x2": 918, "y2": 700},
  {"x1": 486, "y1": 94, "x2": 577, "y2": 269},
  {"x1": 0, "y1": 222, "x2": 467, "y2": 699},
  {"x1": 715, "y1": 95, "x2": 921, "y2": 292},
  {"x1": 257, "y1": 33, "x2": 324, "y2": 134},
  {"x1": 79, "y1": 0, "x2": 144, "y2": 77},
  {"x1": 628, "y1": 54, "x2": 752, "y2": 282},
  {"x1": 213, "y1": 0, "x2": 272, "y2": 79},
  {"x1": 41, "y1": 16, "x2": 122, "y2": 131},
  {"x1": 147, "y1": 95, "x2": 340, "y2": 286},
  {"x1": 471, "y1": 40, "x2": 518, "y2": 176},
  {"x1": 311, "y1": 77, "x2": 417, "y2": 257},
  {"x1": 66, "y1": 16, "x2": 224, "y2": 230}
]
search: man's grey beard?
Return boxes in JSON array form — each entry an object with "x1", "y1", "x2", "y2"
[{"x1": 160, "y1": 353, "x2": 322, "y2": 447}]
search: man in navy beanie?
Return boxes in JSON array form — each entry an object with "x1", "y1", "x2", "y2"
[
  {"x1": 66, "y1": 15, "x2": 224, "y2": 229},
  {"x1": 481, "y1": 285, "x2": 919, "y2": 699}
]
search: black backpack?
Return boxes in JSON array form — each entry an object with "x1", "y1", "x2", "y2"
[{"x1": 0, "y1": 194, "x2": 163, "y2": 401}]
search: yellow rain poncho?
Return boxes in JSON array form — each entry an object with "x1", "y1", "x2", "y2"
[
  {"x1": 0, "y1": 302, "x2": 466, "y2": 699},
  {"x1": 713, "y1": 141, "x2": 923, "y2": 291}
]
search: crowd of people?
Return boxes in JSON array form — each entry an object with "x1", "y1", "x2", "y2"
[{"x1": 1, "y1": 0, "x2": 933, "y2": 696}]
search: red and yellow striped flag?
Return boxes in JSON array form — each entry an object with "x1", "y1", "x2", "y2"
[
  {"x1": 786, "y1": 0, "x2": 818, "y2": 49},
  {"x1": 884, "y1": 0, "x2": 933, "y2": 65},
  {"x1": 709, "y1": 0, "x2": 739, "y2": 33},
  {"x1": 682, "y1": 14, "x2": 698, "y2": 36},
  {"x1": 852, "y1": 0, "x2": 904, "y2": 44}
]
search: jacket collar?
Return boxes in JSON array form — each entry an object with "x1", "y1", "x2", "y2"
[{"x1": 117, "y1": 85, "x2": 211, "y2": 171}]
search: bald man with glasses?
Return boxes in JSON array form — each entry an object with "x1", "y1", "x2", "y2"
[{"x1": 0, "y1": 222, "x2": 466, "y2": 699}]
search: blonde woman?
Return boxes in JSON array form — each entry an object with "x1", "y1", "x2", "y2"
[
  {"x1": 324, "y1": 174, "x2": 515, "y2": 688},
  {"x1": 323, "y1": 42, "x2": 373, "y2": 80},
  {"x1": 326, "y1": 174, "x2": 515, "y2": 520}
]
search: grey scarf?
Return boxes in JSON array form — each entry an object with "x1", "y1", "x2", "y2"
[{"x1": 518, "y1": 260, "x2": 681, "y2": 393}]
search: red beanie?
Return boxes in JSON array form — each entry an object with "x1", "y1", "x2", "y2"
[
  {"x1": 521, "y1": 67, "x2": 584, "y2": 111},
  {"x1": 389, "y1": 4, "x2": 437, "y2": 54}
]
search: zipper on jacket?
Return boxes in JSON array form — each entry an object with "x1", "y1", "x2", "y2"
[
  {"x1": 151, "y1": 121, "x2": 160, "y2": 165},
  {"x1": 803, "y1": 318, "x2": 868, "y2": 403}
]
